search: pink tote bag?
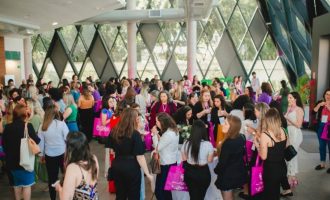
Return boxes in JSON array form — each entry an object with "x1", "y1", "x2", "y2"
[
  {"x1": 164, "y1": 163, "x2": 188, "y2": 191},
  {"x1": 246, "y1": 140, "x2": 253, "y2": 162},
  {"x1": 321, "y1": 122, "x2": 330, "y2": 141},
  {"x1": 93, "y1": 117, "x2": 111, "y2": 137},
  {"x1": 251, "y1": 155, "x2": 264, "y2": 196}
]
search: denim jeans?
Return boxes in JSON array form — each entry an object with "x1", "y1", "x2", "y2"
[{"x1": 317, "y1": 122, "x2": 330, "y2": 162}]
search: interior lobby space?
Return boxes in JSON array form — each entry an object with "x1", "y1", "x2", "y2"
[{"x1": 1, "y1": 0, "x2": 330, "y2": 199}]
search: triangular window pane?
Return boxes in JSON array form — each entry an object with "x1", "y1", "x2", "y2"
[
  {"x1": 43, "y1": 60, "x2": 60, "y2": 86},
  {"x1": 110, "y1": 35, "x2": 128, "y2": 74},
  {"x1": 120, "y1": 61, "x2": 128, "y2": 78},
  {"x1": 81, "y1": 25, "x2": 95, "y2": 48},
  {"x1": 260, "y1": 35, "x2": 277, "y2": 60},
  {"x1": 41, "y1": 30, "x2": 54, "y2": 50},
  {"x1": 250, "y1": 57, "x2": 269, "y2": 83},
  {"x1": 137, "y1": 34, "x2": 150, "y2": 78},
  {"x1": 81, "y1": 59, "x2": 99, "y2": 81},
  {"x1": 141, "y1": 59, "x2": 156, "y2": 80},
  {"x1": 208, "y1": 8, "x2": 225, "y2": 36},
  {"x1": 238, "y1": 0, "x2": 258, "y2": 24},
  {"x1": 72, "y1": 38, "x2": 87, "y2": 72},
  {"x1": 32, "y1": 36, "x2": 47, "y2": 72},
  {"x1": 239, "y1": 33, "x2": 257, "y2": 74},
  {"x1": 174, "y1": 34, "x2": 187, "y2": 76},
  {"x1": 205, "y1": 57, "x2": 224, "y2": 79},
  {"x1": 162, "y1": 22, "x2": 181, "y2": 50},
  {"x1": 99, "y1": 24, "x2": 118, "y2": 51},
  {"x1": 61, "y1": 25, "x2": 78, "y2": 51},
  {"x1": 197, "y1": 33, "x2": 213, "y2": 73},
  {"x1": 269, "y1": 59, "x2": 288, "y2": 91},
  {"x1": 218, "y1": 0, "x2": 237, "y2": 24},
  {"x1": 228, "y1": 7, "x2": 247, "y2": 49},
  {"x1": 153, "y1": 34, "x2": 170, "y2": 73},
  {"x1": 62, "y1": 62, "x2": 75, "y2": 81}
]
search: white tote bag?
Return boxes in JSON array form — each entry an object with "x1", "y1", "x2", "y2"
[{"x1": 19, "y1": 124, "x2": 35, "y2": 172}]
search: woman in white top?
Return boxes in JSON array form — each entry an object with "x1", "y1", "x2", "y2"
[
  {"x1": 151, "y1": 112, "x2": 179, "y2": 200},
  {"x1": 38, "y1": 105, "x2": 69, "y2": 200},
  {"x1": 181, "y1": 119, "x2": 214, "y2": 200},
  {"x1": 285, "y1": 92, "x2": 304, "y2": 186}
]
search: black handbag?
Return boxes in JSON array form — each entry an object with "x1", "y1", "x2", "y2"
[
  {"x1": 150, "y1": 152, "x2": 161, "y2": 174},
  {"x1": 284, "y1": 145, "x2": 297, "y2": 161}
]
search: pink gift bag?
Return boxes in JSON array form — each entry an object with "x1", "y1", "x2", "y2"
[
  {"x1": 93, "y1": 118, "x2": 111, "y2": 137},
  {"x1": 164, "y1": 164, "x2": 188, "y2": 191},
  {"x1": 246, "y1": 140, "x2": 253, "y2": 162},
  {"x1": 321, "y1": 122, "x2": 330, "y2": 141},
  {"x1": 251, "y1": 156, "x2": 264, "y2": 196},
  {"x1": 208, "y1": 122, "x2": 215, "y2": 147}
]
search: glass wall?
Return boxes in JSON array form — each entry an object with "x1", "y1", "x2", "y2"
[{"x1": 31, "y1": 0, "x2": 305, "y2": 91}]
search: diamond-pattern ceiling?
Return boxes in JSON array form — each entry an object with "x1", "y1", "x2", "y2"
[{"x1": 31, "y1": 0, "x2": 301, "y2": 91}]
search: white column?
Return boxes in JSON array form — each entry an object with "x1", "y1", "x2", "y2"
[
  {"x1": 23, "y1": 37, "x2": 33, "y2": 80},
  {"x1": 187, "y1": 20, "x2": 197, "y2": 82},
  {"x1": 127, "y1": 0, "x2": 137, "y2": 79}
]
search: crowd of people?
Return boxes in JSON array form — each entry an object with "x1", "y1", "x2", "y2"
[{"x1": 0, "y1": 72, "x2": 328, "y2": 200}]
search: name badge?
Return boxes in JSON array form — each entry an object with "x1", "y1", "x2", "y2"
[{"x1": 321, "y1": 115, "x2": 328, "y2": 123}]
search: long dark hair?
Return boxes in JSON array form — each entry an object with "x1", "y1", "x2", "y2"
[
  {"x1": 290, "y1": 91, "x2": 303, "y2": 109},
  {"x1": 185, "y1": 120, "x2": 208, "y2": 163},
  {"x1": 156, "y1": 112, "x2": 178, "y2": 134},
  {"x1": 112, "y1": 108, "x2": 139, "y2": 142},
  {"x1": 65, "y1": 132, "x2": 97, "y2": 181}
]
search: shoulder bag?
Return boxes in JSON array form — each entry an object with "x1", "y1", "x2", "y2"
[{"x1": 150, "y1": 150, "x2": 161, "y2": 174}]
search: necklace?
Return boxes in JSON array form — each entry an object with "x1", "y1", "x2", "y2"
[{"x1": 162, "y1": 104, "x2": 167, "y2": 112}]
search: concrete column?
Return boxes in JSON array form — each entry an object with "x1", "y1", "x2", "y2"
[
  {"x1": 23, "y1": 37, "x2": 33, "y2": 80},
  {"x1": 187, "y1": 20, "x2": 197, "y2": 81},
  {"x1": 0, "y1": 37, "x2": 5, "y2": 85},
  {"x1": 127, "y1": 0, "x2": 137, "y2": 79}
]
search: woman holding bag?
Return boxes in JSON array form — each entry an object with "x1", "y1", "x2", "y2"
[
  {"x1": 3, "y1": 104, "x2": 40, "y2": 200},
  {"x1": 258, "y1": 108, "x2": 287, "y2": 200},
  {"x1": 151, "y1": 112, "x2": 179, "y2": 200},
  {"x1": 285, "y1": 92, "x2": 304, "y2": 186},
  {"x1": 181, "y1": 119, "x2": 214, "y2": 200},
  {"x1": 313, "y1": 88, "x2": 330, "y2": 171}
]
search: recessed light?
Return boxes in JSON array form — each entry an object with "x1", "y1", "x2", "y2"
[{"x1": 52, "y1": 22, "x2": 58, "y2": 26}]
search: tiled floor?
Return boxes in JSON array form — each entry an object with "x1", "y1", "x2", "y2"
[{"x1": 1, "y1": 129, "x2": 330, "y2": 199}]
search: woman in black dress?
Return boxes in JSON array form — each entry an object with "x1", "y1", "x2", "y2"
[
  {"x1": 214, "y1": 115, "x2": 247, "y2": 200},
  {"x1": 257, "y1": 108, "x2": 287, "y2": 200},
  {"x1": 105, "y1": 108, "x2": 153, "y2": 199}
]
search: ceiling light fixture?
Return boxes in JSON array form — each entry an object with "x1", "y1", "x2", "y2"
[{"x1": 52, "y1": 22, "x2": 58, "y2": 26}]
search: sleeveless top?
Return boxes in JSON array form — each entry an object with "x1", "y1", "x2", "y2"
[
  {"x1": 73, "y1": 167, "x2": 98, "y2": 200},
  {"x1": 264, "y1": 131, "x2": 286, "y2": 163},
  {"x1": 66, "y1": 104, "x2": 78, "y2": 122}
]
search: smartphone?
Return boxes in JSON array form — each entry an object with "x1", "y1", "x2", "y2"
[{"x1": 219, "y1": 116, "x2": 225, "y2": 125}]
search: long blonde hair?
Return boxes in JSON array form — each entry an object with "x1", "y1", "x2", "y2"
[
  {"x1": 264, "y1": 108, "x2": 282, "y2": 140},
  {"x1": 255, "y1": 102, "x2": 269, "y2": 133},
  {"x1": 42, "y1": 105, "x2": 60, "y2": 131}
]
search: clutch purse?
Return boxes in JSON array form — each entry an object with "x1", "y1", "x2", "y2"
[{"x1": 284, "y1": 145, "x2": 297, "y2": 161}]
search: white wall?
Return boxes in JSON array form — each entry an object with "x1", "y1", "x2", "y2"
[{"x1": 4, "y1": 37, "x2": 25, "y2": 86}]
